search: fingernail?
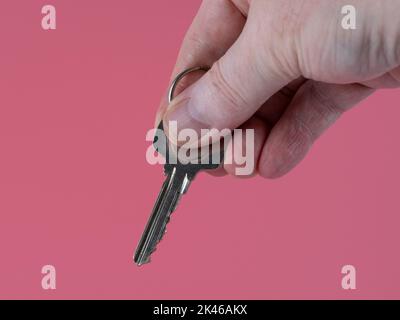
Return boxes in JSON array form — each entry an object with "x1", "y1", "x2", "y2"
[
  {"x1": 154, "y1": 111, "x2": 162, "y2": 129},
  {"x1": 163, "y1": 94, "x2": 210, "y2": 143}
]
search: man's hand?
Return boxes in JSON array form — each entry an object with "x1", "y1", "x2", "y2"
[{"x1": 157, "y1": 0, "x2": 400, "y2": 178}]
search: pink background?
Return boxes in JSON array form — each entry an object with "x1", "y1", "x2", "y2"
[{"x1": 0, "y1": 0, "x2": 399, "y2": 299}]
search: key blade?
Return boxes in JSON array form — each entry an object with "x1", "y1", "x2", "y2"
[{"x1": 134, "y1": 167, "x2": 190, "y2": 266}]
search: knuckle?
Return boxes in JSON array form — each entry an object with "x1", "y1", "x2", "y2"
[
  {"x1": 208, "y1": 61, "x2": 248, "y2": 114},
  {"x1": 308, "y1": 82, "x2": 344, "y2": 125},
  {"x1": 286, "y1": 114, "x2": 314, "y2": 158}
]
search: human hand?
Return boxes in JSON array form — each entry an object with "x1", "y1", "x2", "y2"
[{"x1": 157, "y1": 0, "x2": 400, "y2": 178}]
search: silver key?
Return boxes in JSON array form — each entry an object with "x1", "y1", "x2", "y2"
[{"x1": 134, "y1": 66, "x2": 223, "y2": 266}]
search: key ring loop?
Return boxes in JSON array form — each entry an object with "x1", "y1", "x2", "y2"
[{"x1": 168, "y1": 66, "x2": 210, "y2": 104}]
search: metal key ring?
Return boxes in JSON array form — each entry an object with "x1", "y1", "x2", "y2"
[{"x1": 168, "y1": 66, "x2": 210, "y2": 104}]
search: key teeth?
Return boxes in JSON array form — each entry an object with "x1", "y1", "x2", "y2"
[
  {"x1": 135, "y1": 253, "x2": 151, "y2": 266},
  {"x1": 146, "y1": 212, "x2": 174, "y2": 264},
  {"x1": 135, "y1": 166, "x2": 190, "y2": 266},
  {"x1": 156, "y1": 221, "x2": 169, "y2": 244},
  {"x1": 136, "y1": 216, "x2": 170, "y2": 267}
]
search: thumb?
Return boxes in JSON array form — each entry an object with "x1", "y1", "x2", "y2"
[{"x1": 163, "y1": 23, "x2": 298, "y2": 137}]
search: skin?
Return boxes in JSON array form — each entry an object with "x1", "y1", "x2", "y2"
[{"x1": 157, "y1": 0, "x2": 400, "y2": 178}]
